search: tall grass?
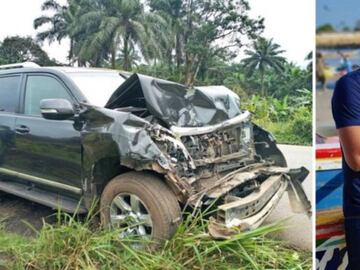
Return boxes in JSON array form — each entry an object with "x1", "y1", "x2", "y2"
[{"x1": 0, "y1": 210, "x2": 311, "y2": 270}]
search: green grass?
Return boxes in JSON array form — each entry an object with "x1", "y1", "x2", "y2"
[{"x1": 0, "y1": 211, "x2": 311, "y2": 270}]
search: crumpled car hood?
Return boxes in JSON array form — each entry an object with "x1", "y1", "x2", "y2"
[
  {"x1": 80, "y1": 105, "x2": 174, "y2": 171},
  {"x1": 105, "y1": 73, "x2": 242, "y2": 127}
]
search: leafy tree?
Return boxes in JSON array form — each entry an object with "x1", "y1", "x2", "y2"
[
  {"x1": 71, "y1": 0, "x2": 168, "y2": 70},
  {"x1": 0, "y1": 36, "x2": 57, "y2": 66},
  {"x1": 355, "y1": 20, "x2": 360, "y2": 31},
  {"x1": 149, "y1": 0, "x2": 184, "y2": 71},
  {"x1": 316, "y1": 24, "x2": 335, "y2": 33},
  {"x1": 305, "y1": 51, "x2": 312, "y2": 73},
  {"x1": 34, "y1": 0, "x2": 68, "y2": 43},
  {"x1": 183, "y1": 0, "x2": 263, "y2": 86},
  {"x1": 149, "y1": 0, "x2": 264, "y2": 86},
  {"x1": 114, "y1": 46, "x2": 141, "y2": 69},
  {"x1": 342, "y1": 26, "x2": 351, "y2": 32},
  {"x1": 34, "y1": 0, "x2": 75, "y2": 62},
  {"x1": 242, "y1": 38, "x2": 286, "y2": 96}
]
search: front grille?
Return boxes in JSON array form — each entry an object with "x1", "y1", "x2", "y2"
[{"x1": 181, "y1": 122, "x2": 254, "y2": 168}]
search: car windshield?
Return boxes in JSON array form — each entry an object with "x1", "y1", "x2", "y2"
[{"x1": 67, "y1": 71, "x2": 126, "y2": 107}]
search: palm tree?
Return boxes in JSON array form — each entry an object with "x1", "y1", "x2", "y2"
[
  {"x1": 34, "y1": 0, "x2": 80, "y2": 62},
  {"x1": 72, "y1": 0, "x2": 168, "y2": 70},
  {"x1": 34, "y1": 0, "x2": 72, "y2": 57},
  {"x1": 149, "y1": 0, "x2": 183, "y2": 71},
  {"x1": 242, "y1": 38, "x2": 286, "y2": 96},
  {"x1": 34, "y1": 0, "x2": 66, "y2": 41}
]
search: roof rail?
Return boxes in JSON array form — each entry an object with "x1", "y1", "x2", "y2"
[{"x1": 0, "y1": 62, "x2": 40, "y2": 70}]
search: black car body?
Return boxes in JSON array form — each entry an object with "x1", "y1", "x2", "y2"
[{"x1": 0, "y1": 63, "x2": 311, "y2": 239}]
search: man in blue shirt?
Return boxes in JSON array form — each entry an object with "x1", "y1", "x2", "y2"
[{"x1": 332, "y1": 70, "x2": 360, "y2": 269}]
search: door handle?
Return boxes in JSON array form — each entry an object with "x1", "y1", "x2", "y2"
[{"x1": 15, "y1": 125, "x2": 30, "y2": 134}]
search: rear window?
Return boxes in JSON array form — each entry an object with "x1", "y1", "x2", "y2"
[{"x1": 0, "y1": 76, "x2": 21, "y2": 112}]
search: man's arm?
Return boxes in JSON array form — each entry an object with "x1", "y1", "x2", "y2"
[{"x1": 339, "y1": 126, "x2": 360, "y2": 171}]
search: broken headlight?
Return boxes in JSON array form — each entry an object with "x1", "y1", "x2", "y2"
[{"x1": 241, "y1": 123, "x2": 252, "y2": 144}]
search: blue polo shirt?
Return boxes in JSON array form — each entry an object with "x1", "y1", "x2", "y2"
[
  {"x1": 332, "y1": 70, "x2": 360, "y2": 269},
  {"x1": 332, "y1": 70, "x2": 360, "y2": 217}
]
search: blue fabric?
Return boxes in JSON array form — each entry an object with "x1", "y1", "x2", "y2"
[
  {"x1": 345, "y1": 217, "x2": 360, "y2": 269},
  {"x1": 332, "y1": 70, "x2": 360, "y2": 269},
  {"x1": 332, "y1": 71, "x2": 360, "y2": 129}
]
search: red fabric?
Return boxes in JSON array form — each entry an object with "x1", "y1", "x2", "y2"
[{"x1": 316, "y1": 148, "x2": 342, "y2": 159}]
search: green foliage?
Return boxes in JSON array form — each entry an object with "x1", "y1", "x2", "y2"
[
  {"x1": 185, "y1": 56, "x2": 312, "y2": 100},
  {"x1": 316, "y1": 23, "x2": 335, "y2": 33},
  {"x1": 34, "y1": 0, "x2": 264, "y2": 84},
  {"x1": 173, "y1": 0, "x2": 264, "y2": 85},
  {"x1": 0, "y1": 211, "x2": 311, "y2": 270},
  {"x1": 355, "y1": 20, "x2": 360, "y2": 31},
  {"x1": 243, "y1": 91, "x2": 312, "y2": 145},
  {"x1": 0, "y1": 36, "x2": 58, "y2": 66},
  {"x1": 242, "y1": 38, "x2": 286, "y2": 96},
  {"x1": 290, "y1": 106, "x2": 312, "y2": 145}
]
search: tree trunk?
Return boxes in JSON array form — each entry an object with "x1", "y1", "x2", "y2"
[
  {"x1": 123, "y1": 32, "x2": 130, "y2": 71},
  {"x1": 166, "y1": 48, "x2": 172, "y2": 72},
  {"x1": 184, "y1": 54, "x2": 192, "y2": 86},
  {"x1": 111, "y1": 46, "x2": 116, "y2": 69},
  {"x1": 175, "y1": 32, "x2": 181, "y2": 71},
  {"x1": 191, "y1": 58, "x2": 203, "y2": 86},
  {"x1": 261, "y1": 71, "x2": 265, "y2": 96},
  {"x1": 69, "y1": 38, "x2": 74, "y2": 66},
  {"x1": 184, "y1": 0, "x2": 194, "y2": 86}
]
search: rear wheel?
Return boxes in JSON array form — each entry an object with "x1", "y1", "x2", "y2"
[{"x1": 100, "y1": 172, "x2": 181, "y2": 241}]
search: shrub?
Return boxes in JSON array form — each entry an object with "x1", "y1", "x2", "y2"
[
  {"x1": 290, "y1": 106, "x2": 312, "y2": 145},
  {"x1": 242, "y1": 92, "x2": 312, "y2": 145}
]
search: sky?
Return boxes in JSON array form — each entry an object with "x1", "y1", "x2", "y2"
[
  {"x1": 316, "y1": 0, "x2": 359, "y2": 29},
  {"x1": 248, "y1": 0, "x2": 314, "y2": 67},
  {"x1": 0, "y1": 0, "x2": 69, "y2": 62},
  {"x1": 0, "y1": 0, "x2": 314, "y2": 67}
]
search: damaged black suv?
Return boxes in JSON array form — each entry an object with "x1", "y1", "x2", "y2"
[{"x1": 0, "y1": 62, "x2": 311, "y2": 240}]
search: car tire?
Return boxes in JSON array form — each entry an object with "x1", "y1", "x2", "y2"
[{"x1": 100, "y1": 171, "x2": 181, "y2": 241}]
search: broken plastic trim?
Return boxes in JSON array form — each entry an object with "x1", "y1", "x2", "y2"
[
  {"x1": 211, "y1": 166, "x2": 311, "y2": 229},
  {"x1": 170, "y1": 110, "x2": 251, "y2": 137},
  {"x1": 219, "y1": 177, "x2": 288, "y2": 229}
]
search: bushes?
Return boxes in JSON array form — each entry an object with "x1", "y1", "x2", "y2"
[
  {"x1": 243, "y1": 90, "x2": 312, "y2": 145},
  {"x1": 290, "y1": 106, "x2": 312, "y2": 145}
]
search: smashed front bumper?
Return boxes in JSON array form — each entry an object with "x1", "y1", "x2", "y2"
[{"x1": 197, "y1": 165, "x2": 311, "y2": 230}]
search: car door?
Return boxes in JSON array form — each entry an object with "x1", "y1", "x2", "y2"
[
  {"x1": 13, "y1": 73, "x2": 83, "y2": 191},
  {"x1": 0, "y1": 74, "x2": 22, "y2": 172}
]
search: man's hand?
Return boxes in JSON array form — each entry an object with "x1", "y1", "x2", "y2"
[{"x1": 339, "y1": 126, "x2": 360, "y2": 171}]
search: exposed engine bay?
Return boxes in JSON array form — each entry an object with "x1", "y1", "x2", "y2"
[{"x1": 80, "y1": 73, "x2": 312, "y2": 229}]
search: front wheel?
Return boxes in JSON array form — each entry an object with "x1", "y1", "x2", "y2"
[{"x1": 100, "y1": 172, "x2": 181, "y2": 241}]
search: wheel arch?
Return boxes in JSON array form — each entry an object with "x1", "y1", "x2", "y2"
[{"x1": 90, "y1": 157, "x2": 183, "y2": 201}]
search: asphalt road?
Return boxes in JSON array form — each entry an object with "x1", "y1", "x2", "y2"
[
  {"x1": 265, "y1": 144, "x2": 313, "y2": 251},
  {"x1": 0, "y1": 144, "x2": 313, "y2": 250}
]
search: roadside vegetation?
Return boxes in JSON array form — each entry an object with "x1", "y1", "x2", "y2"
[
  {"x1": 0, "y1": 211, "x2": 311, "y2": 270},
  {"x1": 0, "y1": 0, "x2": 312, "y2": 145},
  {"x1": 244, "y1": 89, "x2": 312, "y2": 146}
]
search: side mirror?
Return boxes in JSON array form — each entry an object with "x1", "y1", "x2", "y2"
[{"x1": 40, "y1": 99, "x2": 75, "y2": 120}]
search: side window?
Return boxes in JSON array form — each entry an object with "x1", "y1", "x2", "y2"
[
  {"x1": 24, "y1": 75, "x2": 73, "y2": 116},
  {"x1": 0, "y1": 76, "x2": 21, "y2": 112}
]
